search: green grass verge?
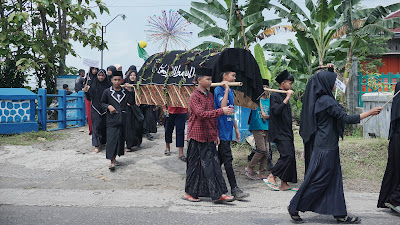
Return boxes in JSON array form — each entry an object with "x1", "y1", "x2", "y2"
[
  {"x1": 0, "y1": 131, "x2": 67, "y2": 146},
  {"x1": 232, "y1": 132, "x2": 388, "y2": 183}
]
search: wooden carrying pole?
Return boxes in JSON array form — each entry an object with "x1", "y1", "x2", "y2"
[
  {"x1": 365, "y1": 89, "x2": 400, "y2": 123},
  {"x1": 121, "y1": 82, "x2": 243, "y2": 88},
  {"x1": 264, "y1": 88, "x2": 288, "y2": 94}
]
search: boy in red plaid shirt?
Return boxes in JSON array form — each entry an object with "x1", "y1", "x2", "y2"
[{"x1": 183, "y1": 67, "x2": 235, "y2": 203}]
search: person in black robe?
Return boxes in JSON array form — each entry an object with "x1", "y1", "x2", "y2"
[
  {"x1": 378, "y1": 82, "x2": 400, "y2": 214},
  {"x1": 301, "y1": 64, "x2": 335, "y2": 174},
  {"x1": 100, "y1": 71, "x2": 134, "y2": 171},
  {"x1": 84, "y1": 66, "x2": 99, "y2": 135},
  {"x1": 288, "y1": 70, "x2": 382, "y2": 223},
  {"x1": 83, "y1": 69, "x2": 111, "y2": 153},
  {"x1": 106, "y1": 65, "x2": 117, "y2": 82},
  {"x1": 141, "y1": 104, "x2": 157, "y2": 140},
  {"x1": 124, "y1": 70, "x2": 144, "y2": 151},
  {"x1": 265, "y1": 70, "x2": 298, "y2": 191}
]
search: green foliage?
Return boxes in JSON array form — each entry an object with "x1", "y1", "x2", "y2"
[
  {"x1": 0, "y1": 1, "x2": 109, "y2": 92},
  {"x1": 254, "y1": 43, "x2": 270, "y2": 80},
  {"x1": 179, "y1": 0, "x2": 280, "y2": 50}
]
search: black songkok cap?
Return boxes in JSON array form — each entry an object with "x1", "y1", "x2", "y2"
[
  {"x1": 196, "y1": 67, "x2": 212, "y2": 77},
  {"x1": 221, "y1": 64, "x2": 236, "y2": 73},
  {"x1": 262, "y1": 79, "x2": 269, "y2": 86},
  {"x1": 275, "y1": 70, "x2": 294, "y2": 84},
  {"x1": 112, "y1": 70, "x2": 123, "y2": 77}
]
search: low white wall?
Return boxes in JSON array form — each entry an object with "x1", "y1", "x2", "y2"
[{"x1": 362, "y1": 92, "x2": 393, "y2": 139}]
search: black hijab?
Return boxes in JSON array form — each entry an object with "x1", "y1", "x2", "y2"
[
  {"x1": 124, "y1": 70, "x2": 137, "y2": 84},
  {"x1": 300, "y1": 70, "x2": 337, "y2": 143},
  {"x1": 389, "y1": 82, "x2": 400, "y2": 139},
  {"x1": 106, "y1": 65, "x2": 117, "y2": 82},
  {"x1": 89, "y1": 69, "x2": 111, "y2": 113},
  {"x1": 87, "y1": 67, "x2": 99, "y2": 85}
]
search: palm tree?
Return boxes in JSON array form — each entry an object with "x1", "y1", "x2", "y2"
[{"x1": 179, "y1": 0, "x2": 282, "y2": 50}]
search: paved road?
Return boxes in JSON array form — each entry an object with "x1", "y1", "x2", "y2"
[{"x1": 0, "y1": 127, "x2": 399, "y2": 224}]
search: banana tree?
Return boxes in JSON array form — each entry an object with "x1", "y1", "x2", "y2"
[
  {"x1": 332, "y1": 1, "x2": 400, "y2": 78},
  {"x1": 179, "y1": 0, "x2": 281, "y2": 50}
]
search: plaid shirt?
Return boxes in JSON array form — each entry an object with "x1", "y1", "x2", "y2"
[{"x1": 187, "y1": 88, "x2": 224, "y2": 143}]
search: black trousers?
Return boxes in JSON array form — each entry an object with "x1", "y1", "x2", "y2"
[
  {"x1": 164, "y1": 113, "x2": 187, "y2": 148},
  {"x1": 270, "y1": 139, "x2": 298, "y2": 183},
  {"x1": 218, "y1": 140, "x2": 238, "y2": 190}
]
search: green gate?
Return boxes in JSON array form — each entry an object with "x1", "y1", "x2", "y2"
[{"x1": 358, "y1": 72, "x2": 400, "y2": 107}]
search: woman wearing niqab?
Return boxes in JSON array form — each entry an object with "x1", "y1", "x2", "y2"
[
  {"x1": 288, "y1": 71, "x2": 382, "y2": 223},
  {"x1": 378, "y1": 82, "x2": 400, "y2": 214}
]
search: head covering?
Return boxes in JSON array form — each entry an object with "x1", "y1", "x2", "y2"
[
  {"x1": 195, "y1": 67, "x2": 212, "y2": 77},
  {"x1": 125, "y1": 70, "x2": 137, "y2": 84},
  {"x1": 262, "y1": 79, "x2": 269, "y2": 86},
  {"x1": 275, "y1": 70, "x2": 294, "y2": 84},
  {"x1": 107, "y1": 65, "x2": 117, "y2": 76},
  {"x1": 112, "y1": 70, "x2": 123, "y2": 77},
  {"x1": 88, "y1": 68, "x2": 111, "y2": 114},
  {"x1": 389, "y1": 82, "x2": 400, "y2": 139},
  {"x1": 129, "y1": 65, "x2": 137, "y2": 73},
  {"x1": 299, "y1": 70, "x2": 337, "y2": 143},
  {"x1": 114, "y1": 64, "x2": 122, "y2": 71}
]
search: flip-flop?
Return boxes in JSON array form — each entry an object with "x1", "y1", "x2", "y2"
[
  {"x1": 109, "y1": 164, "x2": 115, "y2": 171},
  {"x1": 115, "y1": 161, "x2": 121, "y2": 166},
  {"x1": 244, "y1": 167, "x2": 257, "y2": 180},
  {"x1": 262, "y1": 179, "x2": 280, "y2": 191},
  {"x1": 178, "y1": 155, "x2": 186, "y2": 162},
  {"x1": 214, "y1": 195, "x2": 235, "y2": 204},
  {"x1": 182, "y1": 195, "x2": 200, "y2": 202},
  {"x1": 281, "y1": 187, "x2": 298, "y2": 192},
  {"x1": 164, "y1": 149, "x2": 171, "y2": 156}
]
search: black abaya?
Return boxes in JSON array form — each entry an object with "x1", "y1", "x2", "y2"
[
  {"x1": 101, "y1": 86, "x2": 134, "y2": 160},
  {"x1": 378, "y1": 82, "x2": 400, "y2": 208},
  {"x1": 185, "y1": 139, "x2": 228, "y2": 200},
  {"x1": 141, "y1": 105, "x2": 157, "y2": 133}
]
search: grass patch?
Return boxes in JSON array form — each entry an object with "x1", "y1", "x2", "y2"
[
  {"x1": 232, "y1": 132, "x2": 388, "y2": 184},
  {"x1": 0, "y1": 130, "x2": 67, "y2": 146}
]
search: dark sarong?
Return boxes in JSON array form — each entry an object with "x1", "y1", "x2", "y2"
[
  {"x1": 378, "y1": 132, "x2": 400, "y2": 208},
  {"x1": 141, "y1": 105, "x2": 157, "y2": 133},
  {"x1": 289, "y1": 148, "x2": 347, "y2": 216},
  {"x1": 91, "y1": 110, "x2": 106, "y2": 147},
  {"x1": 270, "y1": 139, "x2": 297, "y2": 183},
  {"x1": 185, "y1": 139, "x2": 228, "y2": 200}
]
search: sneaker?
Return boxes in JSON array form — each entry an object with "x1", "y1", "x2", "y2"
[{"x1": 231, "y1": 187, "x2": 250, "y2": 200}]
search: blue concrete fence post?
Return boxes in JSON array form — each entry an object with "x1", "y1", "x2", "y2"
[
  {"x1": 58, "y1": 89, "x2": 67, "y2": 129},
  {"x1": 37, "y1": 88, "x2": 47, "y2": 130},
  {"x1": 77, "y1": 91, "x2": 85, "y2": 127}
]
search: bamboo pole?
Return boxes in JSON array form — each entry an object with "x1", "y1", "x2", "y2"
[
  {"x1": 235, "y1": 5, "x2": 248, "y2": 51},
  {"x1": 264, "y1": 88, "x2": 288, "y2": 94},
  {"x1": 121, "y1": 82, "x2": 243, "y2": 88},
  {"x1": 364, "y1": 89, "x2": 400, "y2": 123}
]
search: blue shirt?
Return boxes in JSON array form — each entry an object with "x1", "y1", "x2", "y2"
[
  {"x1": 214, "y1": 86, "x2": 234, "y2": 141},
  {"x1": 249, "y1": 98, "x2": 270, "y2": 131}
]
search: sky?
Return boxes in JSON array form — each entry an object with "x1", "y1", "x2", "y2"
[{"x1": 65, "y1": 0, "x2": 400, "y2": 74}]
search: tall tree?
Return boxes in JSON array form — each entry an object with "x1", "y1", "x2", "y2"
[{"x1": 0, "y1": 0, "x2": 109, "y2": 92}]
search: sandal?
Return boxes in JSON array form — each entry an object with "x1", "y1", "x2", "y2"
[
  {"x1": 334, "y1": 216, "x2": 361, "y2": 224},
  {"x1": 182, "y1": 194, "x2": 200, "y2": 202},
  {"x1": 164, "y1": 149, "x2": 171, "y2": 156},
  {"x1": 178, "y1": 155, "x2": 186, "y2": 162},
  {"x1": 109, "y1": 163, "x2": 116, "y2": 171},
  {"x1": 244, "y1": 167, "x2": 257, "y2": 180},
  {"x1": 288, "y1": 206, "x2": 304, "y2": 223},
  {"x1": 262, "y1": 179, "x2": 280, "y2": 191},
  {"x1": 115, "y1": 161, "x2": 121, "y2": 166},
  {"x1": 214, "y1": 194, "x2": 234, "y2": 204},
  {"x1": 281, "y1": 187, "x2": 298, "y2": 192},
  {"x1": 385, "y1": 203, "x2": 400, "y2": 214}
]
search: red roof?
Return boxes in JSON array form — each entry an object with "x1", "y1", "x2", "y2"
[{"x1": 386, "y1": 10, "x2": 400, "y2": 32}]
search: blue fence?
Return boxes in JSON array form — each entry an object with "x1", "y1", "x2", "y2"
[{"x1": 37, "y1": 89, "x2": 86, "y2": 131}]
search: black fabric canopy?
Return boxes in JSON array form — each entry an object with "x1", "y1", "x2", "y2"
[{"x1": 136, "y1": 48, "x2": 264, "y2": 108}]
